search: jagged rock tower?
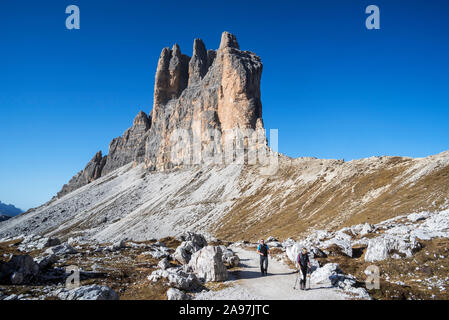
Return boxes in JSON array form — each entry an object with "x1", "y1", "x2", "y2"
[{"x1": 58, "y1": 32, "x2": 265, "y2": 198}]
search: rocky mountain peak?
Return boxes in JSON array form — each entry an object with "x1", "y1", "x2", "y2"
[
  {"x1": 188, "y1": 39, "x2": 208, "y2": 85},
  {"x1": 133, "y1": 110, "x2": 151, "y2": 129},
  {"x1": 154, "y1": 44, "x2": 190, "y2": 108},
  {"x1": 58, "y1": 32, "x2": 267, "y2": 197},
  {"x1": 219, "y1": 31, "x2": 240, "y2": 50}
]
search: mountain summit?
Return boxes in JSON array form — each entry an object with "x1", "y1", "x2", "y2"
[{"x1": 58, "y1": 32, "x2": 266, "y2": 198}]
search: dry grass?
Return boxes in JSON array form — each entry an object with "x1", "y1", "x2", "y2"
[
  {"x1": 269, "y1": 247, "x2": 284, "y2": 255},
  {"x1": 284, "y1": 256, "x2": 297, "y2": 270},
  {"x1": 0, "y1": 238, "x2": 24, "y2": 260},
  {"x1": 209, "y1": 239, "x2": 233, "y2": 247},
  {"x1": 313, "y1": 238, "x2": 449, "y2": 300},
  {"x1": 49, "y1": 242, "x2": 172, "y2": 300},
  {"x1": 1, "y1": 238, "x2": 191, "y2": 300},
  {"x1": 214, "y1": 158, "x2": 449, "y2": 243},
  {"x1": 159, "y1": 237, "x2": 181, "y2": 250},
  {"x1": 119, "y1": 280, "x2": 168, "y2": 300}
]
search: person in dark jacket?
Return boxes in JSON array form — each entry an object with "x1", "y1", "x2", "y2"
[
  {"x1": 257, "y1": 239, "x2": 270, "y2": 276},
  {"x1": 297, "y1": 248, "x2": 311, "y2": 290}
]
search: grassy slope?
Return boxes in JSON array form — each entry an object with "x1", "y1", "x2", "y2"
[{"x1": 214, "y1": 153, "x2": 449, "y2": 242}]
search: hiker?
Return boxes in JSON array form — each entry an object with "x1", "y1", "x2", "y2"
[
  {"x1": 297, "y1": 247, "x2": 311, "y2": 290},
  {"x1": 257, "y1": 239, "x2": 270, "y2": 276}
]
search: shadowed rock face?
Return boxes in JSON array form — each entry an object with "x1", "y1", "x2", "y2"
[
  {"x1": 57, "y1": 111, "x2": 151, "y2": 198},
  {"x1": 188, "y1": 39, "x2": 209, "y2": 86},
  {"x1": 57, "y1": 151, "x2": 107, "y2": 198},
  {"x1": 154, "y1": 44, "x2": 190, "y2": 107},
  {"x1": 58, "y1": 32, "x2": 265, "y2": 197},
  {"x1": 102, "y1": 111, "x2": 151, "y2": 176}
]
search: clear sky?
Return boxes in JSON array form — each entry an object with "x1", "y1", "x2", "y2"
[{"x1": 1, "y1": 0, "x2": 448, "y2": 210}]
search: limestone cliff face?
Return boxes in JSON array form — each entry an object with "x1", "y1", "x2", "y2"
[
  {"x1": 153, "y1": 44, "x2": 190, "y2": 107},
  {"x1": 58, "y1": 32, "x2": 265, "y2": 197},
  {"x1": 217, "y1": 32, "x2": 263, "y2": 131},
  {"x1": 143, "y1": 31, "x2": 265, "y2": 170}
]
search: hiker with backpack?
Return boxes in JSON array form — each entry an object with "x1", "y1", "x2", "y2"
[
  {"x1": 257, "y1": 239, "x2": 270, "y2": 276},
  {"x1": 297, "y1": 247, "x2": 311, "y2": 290}
]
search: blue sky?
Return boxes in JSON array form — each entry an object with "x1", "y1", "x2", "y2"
[{"x1": 1, "y1": 0, "x2": 448, "y2": 210}]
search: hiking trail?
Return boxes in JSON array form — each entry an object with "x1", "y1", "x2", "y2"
[{"x1": 195, "y1": 247, "x2": 349, "y2": 300}]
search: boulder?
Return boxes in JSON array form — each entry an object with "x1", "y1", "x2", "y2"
[
  {"x1": 148, "y1": 267, "x2": 200, "y2": 291},
  {"x1": 310, "y1": 247, "x2": 327, "y2": 258},
  {"x1": 286, "y1": 242, "x2": 321, "y2": 262},
  {"x1": 336, "y1": 275, "x2": 371, "y2": 299},
  {"x1": 322, "y1": 232, "x2": 353, "y2": 257},
  {"x1": 147, "y1": 245, "x2": 171, "y2": 259},
  {"x1": 45, "y1": 237, "x2": 61, "y2": 248},
  {"x1": 286, "y1": 242, "x2": 303, "y2": 262},
  {"x1": 364, "y1": 235, "x2": 420, "y2": 262},
  {"x1": 226, "y1": 255, "x2": 240, "y2": 268},
  {"x1": 281, "y1": 238, "x2": 296, "y2": 248},
  {"x1": 174, "y1": 242, "x2": 194, "y2": 264},
  {"x1": 174, "y1": 233, "x2": 207, "y2": 264},
  {"x1": 57, "y1": 285, "x2": 119, "y2": 300},
  {"x1": 45, "y1": 243, "x2": 77, "y2": 256},
  {"x1": 105, "y1": 239, "x2": 126, "y2": 252},
  {"x1": 36, "y1": 237, "x2": 61, "y2": 249},
  {"x1": 314, "y1": 230, "x2": 331, "y2": 241},
  {"x1": 176, "y1": 232, "x2": 208, "y2": 247},
  {"x1": 167, "y1": 288, "x2": 191, "y2": 300},
  {"x1": 188, "y1": 246, "x2": 228, "y2": 282},
  {"x1": 266, "y1": 241, "x2": 282, "y2": 248},
  {"x1": 10, "y1": 272, "x2": 24, "y2": 285},
  {"x1": 67, "y1": 236, "x2": 88, "y2": 246},
  {"x1": 351, "y1": 223, "x2": 375, "y2": 237},
  {"x1": 220, "y1": 246, "x2": 240, "y2": 268},
  {"x1": 310, "y1": 263, "x2": 344, "y2": 287},
  {"x1": 0, "y1": 255, "x2": 39, "y2": 285},
  {"x1": 360, "y1": 223, "x2": 375, "y2": 236},
  {"x1": 364, "y1": 237, "x2": 394, "y2": 262},
  {"x1": 158, "y1": 257, "x2": 171, "y2": 270},
  {"x1": 36, "y1": 254, "x2": 58, "y2": 270},
  {"x1": 411, "y1": 210, "x2": 449, "y2": 240},
  {"x1": 168, "y1": 272, "x2": 200, "y2": 290}
]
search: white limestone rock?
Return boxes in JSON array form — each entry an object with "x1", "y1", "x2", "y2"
[
  {"x1": 188, "y1": 246, "x2": 228, "y2": 282},
  {"x1": 167, "y1": 288, "x2": 190, "y2": 300},
  {"x1": 45, "y1": 243, "x2": 77, "y2": 256},
  {"x1": 56, "y1": 285, "x2": 119, "y2": 300}
]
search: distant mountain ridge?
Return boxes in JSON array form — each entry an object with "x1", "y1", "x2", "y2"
[
  {"x1": 0, "y1": 215, "x2": 12, "y2": 223},
  {"x1": 0, "y1": 201, "x2": 23, "y2": 217}
]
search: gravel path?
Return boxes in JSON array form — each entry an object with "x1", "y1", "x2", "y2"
[{"x1": 195, "y1": 247, "x2": 348, "y2": 300}]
